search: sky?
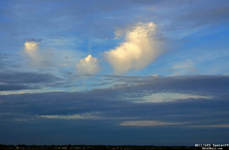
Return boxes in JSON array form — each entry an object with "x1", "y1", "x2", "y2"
[{"x1": 0, "y1": 0, "x2": 229, "y2": 146}]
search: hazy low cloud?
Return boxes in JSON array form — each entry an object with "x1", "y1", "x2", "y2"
[
  {"x1": 187, "y1": 124, "x2": 229, "y2": 128},
  {"x1": 133, "y1": 93, "x2": 211, "y2": 103},
  {"x1": 0, "y1": 72, "x2": 60, "y2": 84},
  {"x1": 0, "y1": 84, "x2": 36, "y2": 91},
  {"x1": 105, "y1": 22, "x2": 162, "y2": 74},
  {"x1": 0, "y1": 71, "x2": 62, "y2": 93},
  {"x1": 38, "y1": 112, "x2": 138, "y2": 120},
  {"x1": 120, "y1": 120, "x2": 184, "y2": 127},
  {"x1": 76, "y1": 55, "x2": 100, "y2": 76},
  {"x1": 0, "y1": 75, "x2": 229, "y2": 142}
]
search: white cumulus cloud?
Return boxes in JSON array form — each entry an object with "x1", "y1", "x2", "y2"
[
  {"x1": 24, "y1": 41, "x2": 42, "y2": 63},
  {"x1": 76, "y1": 55, "x2": 100, "y2": 76},
  {"x1": 24, "y1": 41, "x2": 40, "y2": 51},
  {"x1": 104, "y1": 22, "x2": 162, "y2": 74}
]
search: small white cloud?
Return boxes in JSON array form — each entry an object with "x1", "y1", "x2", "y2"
[
  {"x1": 23, "y1": 41, "x2": 53, "y2": 67},
  {"x1": 76, "y1": 55, "x2": 100, "y2": 76},
  {"x1": 152, "y1": 74, "x2": 159, "y2": 77},
  {"x1": 133, "y1": 92, "x2": 211, "y2": 103},
  {"x1": 24, "y1": 41, "x2": 40, "y2": 51},
  {"x1": 24, "y1": 41, "x2": 42, "y2": 63},
  {"x1": 105, "y1": 22, "x2": 162, "y2": 74},
  {"x1": 120, "y1": 120, "x2": 183, "y2": 127}
]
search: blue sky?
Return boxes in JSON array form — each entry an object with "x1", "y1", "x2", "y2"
[{"x1": 0, "y1": 0, "x2": 229, "y2": 146}]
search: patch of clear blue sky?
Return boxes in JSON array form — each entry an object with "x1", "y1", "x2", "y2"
[{"x1": 1, "y1": 0, "x2": 228, "y2": 77}]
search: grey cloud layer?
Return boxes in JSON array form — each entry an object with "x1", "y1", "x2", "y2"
[
  {"x1": 1, "y1": 75, "x2": 228, "y2": 117},
  {"x1": 0, "y1": 72, "x2": 62, "y2": 91},
  {"x1": 1, "y1": 75, "x2": 229, "y2": 144}
]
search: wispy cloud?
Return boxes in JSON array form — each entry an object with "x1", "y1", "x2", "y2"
[
  {"x1": 105, "y1": 22, "x2": 163, "y2": 74},
  {"x1": 38, "y1": 112, "x2": 101, "y2": 120},
  {"x1": 120, "y1": 120, "x2": 184, "y2": 127},
  {"x1": 187, "y1": 124, "x2": 229, "y2": 128},
  {"x1": 38, "y1": 112, "x2": 138, "y2": 120},
  {"x1": 133, "y1": 92, "x2": 211, "y2": 103},
  {"x1": 169, "y1": 60, "x2": 197, "y2": 76}
]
